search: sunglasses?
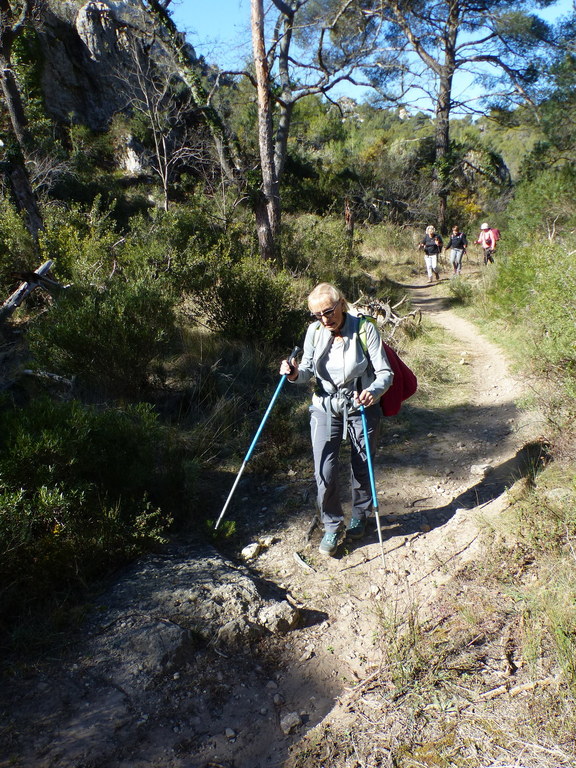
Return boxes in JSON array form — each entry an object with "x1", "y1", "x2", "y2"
[{"x1": 311, "y1": 300, "x2": 341, "y2": 320}]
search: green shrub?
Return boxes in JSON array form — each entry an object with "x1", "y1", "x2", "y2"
[
  {"x1": 118, "y1": 205, "x2": 252, "y2": 290},
  {"x1": 27, "y1": 278, "x2": 175, "y2": 397},
  {"x1": 39, "y1": 197, "x2": 122, "y2": 284},
  {"x1": 505, "y1": 167, "x2": 576, "y2": 247},
  {"x1": 486, "y1": 243, "x2": 576, "y2": 377},
  {"x1": 1, "y1": 399, "x2": 162, "y2": 497},
  {"x1": 281, "y1": 214, "x2": 363, "y2": 293},
  {"x1": 39, "y1": 200, "x2": 255, "y2": 300},
  {"x1": 193, "y1": 254, "x2": 306, "y2": 346},
  {"x1": 68, "y1": 123, "x2": 116, "y2": 175},
  {"x1": 448, "y1": 275, "x2": 475, "y2": 305},
  {"x1": 0, "y1": 398, "x2": 182, "y2": 629},
  {"x1": 0, "y1": 200, "x2": 37, "y2": 295}
]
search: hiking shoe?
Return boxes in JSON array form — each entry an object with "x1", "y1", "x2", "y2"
[
  {"x1": 319, "y1": 530, "x2": 341, "y2": 557},
  {"x1": 346, "y1": 517, "x2": 367, "y2": 540}
]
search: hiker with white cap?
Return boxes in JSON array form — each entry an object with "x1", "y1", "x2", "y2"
[{"x1": 475, "y1": 222, "x2": 499, "y2": 265}]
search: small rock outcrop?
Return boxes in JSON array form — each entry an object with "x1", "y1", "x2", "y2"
[{"x1": 86, "y1": 540, "x2": 300, "y2": 681}]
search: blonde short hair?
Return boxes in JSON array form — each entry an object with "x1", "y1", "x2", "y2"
[
  {"x1": 426, "y1": 225, "x2": 435, "y2": 235},
  {"x1": 308, "y1": 283, "x2": 349, "y2": 312}
]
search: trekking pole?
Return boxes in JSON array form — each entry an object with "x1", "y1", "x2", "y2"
[
  {"x1": 214, "y1": 346, "x2": 302, "y2": 530},
  {"x1": 358, "y1": 394, "x2": 386, "y2": 568}
]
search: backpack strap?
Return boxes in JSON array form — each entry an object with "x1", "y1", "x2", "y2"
[
  {"x1": 358, "y1": 314, "x2": 379, "y2": 355},
  {"x1": 311, "y1": 319, "x2": 322, "y2": 350},
  {"x1": 311, "y1": 314, "x2": 377, "y2": 363},
  {"x1": 312, "y1": 315, "x2": 373, "y2": 352}
]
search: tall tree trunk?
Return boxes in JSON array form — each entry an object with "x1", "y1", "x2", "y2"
[
  {"x1": 0, "y1": 73, "x2": 44, "y2": 244},
  {"x1": 433, "y1": 9, "x2": 458, "y2": 234},
  {"x1": 385, "y1": 0, "x2": 459, "y2": 232},
  {"x1": 434, "y1": 70, "x2": 452, "y2": 233},
  {"x1": 7, "y1": 160, "x2": 44, "y2": 241},
  {"x1": 273, "y1": 2, "x2": 294, "y2": 182},
  {"x1": 344, "y1": 197, "x2": 354, "y2": 258},
  {"x1": 0, "y1": 0, "x2": 44, "y2": 244},
  {"x1": 0, "y1": 66, "x2": 28, "y2": 147},
  {"x1": 252, "y1": 0, "x2": 280, "y2": 261},
  {"x1": 254, "y1": 197, "x2": 277, "y2": 263},
  {"x1": 0, "y1": 72, "x2": 44, "y2": 243}
]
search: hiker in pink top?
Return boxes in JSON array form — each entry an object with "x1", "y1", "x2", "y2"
[{"x1": 476, "y1": 222, "x2": 499, "y2": 265}]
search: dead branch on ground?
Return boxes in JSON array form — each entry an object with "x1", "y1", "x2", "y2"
[
  {"x1": 352, "y1": 294, "x2": 422, "y2": 338},
  {"x1": 0, "y1": 260, "x2": 69, "y2": 323}
]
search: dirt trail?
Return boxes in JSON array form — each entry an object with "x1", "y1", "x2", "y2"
[{"x1": 0, "y1": 275, "x2": 547, "y2": 768}]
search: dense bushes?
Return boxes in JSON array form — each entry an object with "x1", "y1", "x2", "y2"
[
  {"x1": 0, "y1": 200, "x2": 323, "y2": 643},
  {"x1": 469, "y1": 163, "x2": 576, "y2": 403},
  {"x1": 281, "y1": 214, "x2": 364, "y2": 298},
  {"x1": 486, "y1": 243, "x2": 576, "y2": 393},
  {"x1": 0, "y1": 398, "x2": 185, "y2": 631},
  {"x1": 193, "y1": 254, "x2": 306, "y2": 345},
  {"x1": 504, "y1": 167, "x2": 576, "y2": 247},
  {"x1": 27, "y1": 280, "x2": 175, "y2": 398},
  {"x1": 0, "y1": 201, "x2": 37, "y2": 296}
]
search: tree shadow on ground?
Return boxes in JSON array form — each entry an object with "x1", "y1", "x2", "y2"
[{"x1": 363, "y1": 439, "x2": 550, "y2": 543}]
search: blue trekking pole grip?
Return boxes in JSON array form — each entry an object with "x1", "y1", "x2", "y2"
[
  {"x1": 357, "y1": 384, "x2": 386, "y2": 567},
  {"x1": 214, "y1": 346, "x2": 302, "y2": 530}
]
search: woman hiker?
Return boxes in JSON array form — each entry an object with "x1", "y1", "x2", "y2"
[
  {"x1": 279, "y1": 283, "x2": 393, "y2": 558},
  {"x1": 446, "y1": 225, "x2": 468, "y2": 276},
  {"x1": 476, "y1": 222, "x2": 497, "y2": 265},
  {"x1": 417, "y1": 225, "x2": 443, "y2": 282}
]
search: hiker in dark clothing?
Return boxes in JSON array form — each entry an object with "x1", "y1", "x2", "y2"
[
  {"x1": 417, "y1": 225, "x2": 443, "y2": 282},
  {"x1": 446, "y1": 225, "x2": 468, "y2": 275}
]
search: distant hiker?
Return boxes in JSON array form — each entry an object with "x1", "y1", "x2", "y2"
[
  {"x1": 417, "y1": 225, "x2": 443, "y2": 283},
  {"x1": 476, "y1": 222, "x2": 499, "y2": 265},
  {"x1": 446, "y1": 225, "x2": 468, "y2": 276},
  {"x1": 279, "y1": 283, "x2": 393, "y2": 558}
]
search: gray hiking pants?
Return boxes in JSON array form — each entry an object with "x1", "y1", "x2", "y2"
[
  {"x1": 450, "y1": 248, "x2": 464, "y2": 273},
  {"x1": 310, "y1": 403, "x2": 381, "y2": 533}
]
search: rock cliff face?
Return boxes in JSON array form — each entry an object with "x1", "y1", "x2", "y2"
[{"x1": 37, "y1": 0, "x2": 193, "y2": 131}]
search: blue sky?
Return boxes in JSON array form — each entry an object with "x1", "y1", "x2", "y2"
[
  {"x1": 170, "y1": 0, "x2": 252, "y2": 70},
  {"x1": 168, "y1": 0, "x2": 573, "y2": 105}
]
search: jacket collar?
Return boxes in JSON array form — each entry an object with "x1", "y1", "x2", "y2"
[{"x1": 314, "y1": 312, "x2": 360, "y2": 356}]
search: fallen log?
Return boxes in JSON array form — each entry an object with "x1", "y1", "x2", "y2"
[
  {"x1": 0, "y1": 260, "x2": 68, "y2": 323},
  {"x1": 22, "y1": 369, "x2": 75, "y2": 389}
]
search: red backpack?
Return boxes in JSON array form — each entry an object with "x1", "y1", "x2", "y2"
[{"x1": 358, "y1": 316, "x2": 418, "y2": 416}]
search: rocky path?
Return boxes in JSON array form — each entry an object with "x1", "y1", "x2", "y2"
[{"x1": 0, "y1": 277, "x2": 546, "y2": 768}]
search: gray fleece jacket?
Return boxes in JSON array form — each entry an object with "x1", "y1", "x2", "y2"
[{"x1": 292, "y1": 312, "x2": 394, "y2": 414}]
